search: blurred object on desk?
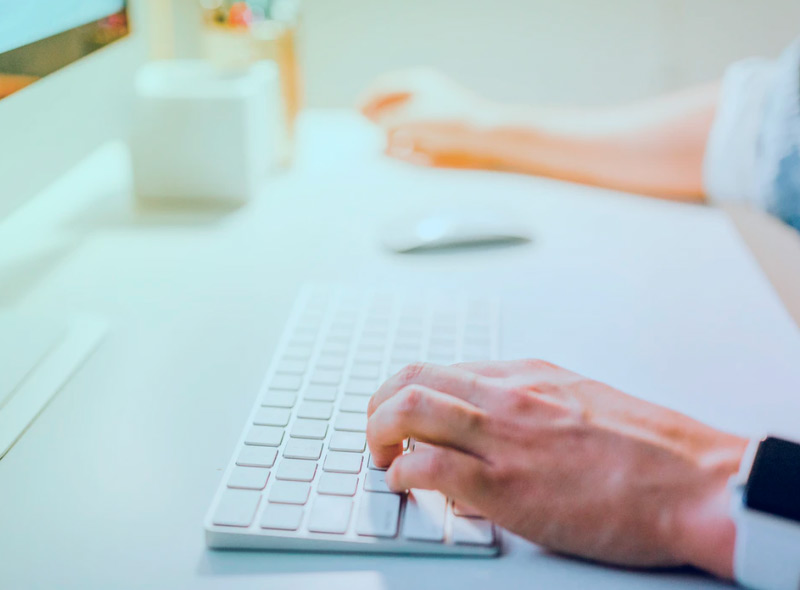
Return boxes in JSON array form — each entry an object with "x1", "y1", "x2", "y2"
[
  {"x1": 131, "y1": 59, "x2": 280, "y2": 208},
  {"x1": 200, "y1": 0, "x2": 303, "y2": 166}
]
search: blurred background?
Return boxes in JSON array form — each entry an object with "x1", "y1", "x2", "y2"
[{"x1": 159, "y1": 0, "x2": 800, "y2": 107}]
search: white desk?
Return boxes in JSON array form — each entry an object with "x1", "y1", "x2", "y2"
[{"x1": 2, "y1": 111, "x2": 800, "y2": 590}]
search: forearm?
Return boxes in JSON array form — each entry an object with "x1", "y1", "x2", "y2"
[{"x1": 478, "y1": 83, "x2": 720, "y2": 200}]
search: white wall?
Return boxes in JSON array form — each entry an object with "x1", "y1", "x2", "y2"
[
  {"x1": 166, "y1": 0, "x2": 799, "y2": 107},
  {"x1": 298, "y1": 0, "x2": 799, "y2": 106}
]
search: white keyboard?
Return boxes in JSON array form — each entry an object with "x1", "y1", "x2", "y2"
[{"x1": 204, "y1": 285, "x2": 501, "y2": 556}]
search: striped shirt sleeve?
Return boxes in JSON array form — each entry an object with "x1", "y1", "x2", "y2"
[{"x1": 704, "y1": 39, "x2": 800, "y2": 232}]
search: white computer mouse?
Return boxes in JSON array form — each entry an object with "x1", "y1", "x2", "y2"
[{"x1": 381, "y1": 208, "x2": 533, "y2": 253}]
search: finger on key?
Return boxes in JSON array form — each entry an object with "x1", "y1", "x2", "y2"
[
  {"x1": 367, "y1": 384, "x2": 487, "y2": 468},
  {"x1": 368, "y1": 362, "x2": 496, "y2": 418},
  {"x1": 385, "y1": 445, "x2": 490, "y2": 505}
]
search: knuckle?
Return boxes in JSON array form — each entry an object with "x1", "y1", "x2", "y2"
[
  {"x1": 466, "y1": 372, "x2": 482, "y2": 392},
  {"x1": 506, "y1": 386, "x2": 535, "y2": 412},
  {"x1": 462, "y1": 406, "x2": 487, "y2": 433},
  {"x1": 398, "y1": 362, "x2": 427, "y2": 384},
  {"x1": 485, "y1": 458, "x2": 516, "y2": 488},
  {"x1": 522, "y1": 358, "x2": 556, "y2": 371},
  {"x1": 465, "y1": 461, "x2": 490, "y2": 492},
  {"x1": 396, "y1": 385, "x2": 425, "y2": 418}
]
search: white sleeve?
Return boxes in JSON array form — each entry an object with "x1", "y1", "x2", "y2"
[{"x1": 702, "y1": 58, "x2": 777, "y2": 204}]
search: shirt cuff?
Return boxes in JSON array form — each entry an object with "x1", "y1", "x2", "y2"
[{"x1": 703, "y1": 57, "x2": 777, "y2": 205}]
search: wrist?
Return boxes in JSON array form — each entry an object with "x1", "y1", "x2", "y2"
[{"x1": 672, "y1": 435, "x2": 748, "y2": 579}]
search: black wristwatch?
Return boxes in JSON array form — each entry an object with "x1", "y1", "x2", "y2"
[{"x1": 730, "y1": 435, "x2": 800, "y2": 590}]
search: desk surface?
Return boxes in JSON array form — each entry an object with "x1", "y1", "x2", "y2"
[{"x1": 2, "y1": 111, "x2": 800, "y2": 590}]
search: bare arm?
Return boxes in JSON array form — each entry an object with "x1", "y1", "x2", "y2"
[{"x1": 359, "y1": 69, "x2": 719, "y2": 200}]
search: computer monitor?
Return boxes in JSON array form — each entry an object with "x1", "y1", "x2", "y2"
[{"x1": 0, "y1": 0, "x2": 146, "y2": 220}]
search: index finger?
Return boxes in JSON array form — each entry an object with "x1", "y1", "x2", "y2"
[{"x1": 367, "y1": 362, "x2": 496, "y2": 418}]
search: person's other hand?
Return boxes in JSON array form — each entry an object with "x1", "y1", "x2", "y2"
[
  {"x1": 366, "y1": 360, "x2": 747, "y2": 579},
  {"x1": 357, "y1": 68, "x2": 502, "y2": 169}
]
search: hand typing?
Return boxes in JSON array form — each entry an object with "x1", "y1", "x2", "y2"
[{"x1": 367, "y1": 360, "x2": 747, "y2": 578}]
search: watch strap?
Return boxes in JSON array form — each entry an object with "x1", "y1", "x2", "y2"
[{"x1": 731, "y1": 437, "x2": 800, "y2": 590}]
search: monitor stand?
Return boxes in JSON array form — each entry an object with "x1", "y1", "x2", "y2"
[{"x1": 0, "y1": 312, "x2": 105, "y2": 458}]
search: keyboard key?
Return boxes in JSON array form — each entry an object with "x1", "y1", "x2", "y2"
[
  {"x1": 349, "y1": 362, "x2": 381, "y2": 380},
  {"x1": 321, "y1": 342, "x2": 349, "y2": 356},
  {"x1": 333, "y1": 310, "x2": 357, "y2": 323},
  {"x1": 364, "y1": 469, "x2": 394, "y2": 493},
  {"x1": 262, "y1": 391, "x2": 297, "y2": 408},
  {"x1": 353, "y1": 350, "x2": 383, "y2": 364},
  {"x1": 310, "y1": 369, "x2": 341, "y2": 385},
  {"x1": 360, "y1": 322, "x2": 388, "y2": 339},
  {"x1": 452, "y1": 516, "x2": 494, "y2": 545},
  {"x1": 315, "y1": 354, "x2": 346, "y2": 370},
  {"x1": 253, "y1": 407, "x2": 291, "y2": 427},
  {"x1": 269, "y1": 481, "x2": 311, "y2": 505},
  {"x1": 359, "y1": 339, "x2": 387, "y2": 354},
  {"x1": 464, "y1": 333, "x2": 490, "y2": 346},
  {"x1": 276, "y1": 459, "x2": 317, "y2": 482},
  {"x1": 307, "y1": 496, "x2": 353, "y2": 534},
  {"x1": 325, "y1": 329, "x2": 352, "y2": 344},
  {"x1": 390, "y1": 351, "x2": 419, "y2": 364},
  {"x1": 213, "y1": 489, "x2": 261, "y2": 527},
  {"x1": 328, "y1": 432, "x2": 366, "y2": 453},
  {"x1": 291, "y1": 419, "x2": 328, "y2": 440},
  {"x1": 339, "y1": 395, "x2": 369, "y2": 414},
  {"x1": 289, "y1": 334, "x2": 316, "y2": 348},
  {"x1": 294, "y1": 323, "x2": 319, "y2": 338},
  {"x1": 364, "y1": 313, "x2": 390, "y2": 325},
  {"x1": 236, "y1": 446, "x2": 278, "y2": 468},
  {"x1": 334, "y1": 413, "x2": 367, "y2": 432},
  {"x1": 323, "y1": 452, "x2": 363, "y2": 474},
  {"x1": 367, "y1": 454, "x2": 386, "y2": 470},
  {"x1": 344, "y1": 378, "x2": 378, "y2": 396},
  {"x1": 429, "y1": 336, "x2": 455, "y2": 348},
  {"x1": 245, "y1": 425, "x2": 284, "y2": 447},
  {"x1": 317, "y1": 472, "x2": 358, "y2": 496},
  {"x1": 304, "y1": 384, "x2": 338, "y2": 402},
  {"x1": 396, "y1": 326, "x2": 423, "y2": 338},
  {"x1": 430, "y1": 324, "x2": 456, "y2": 337},
  {"x1": 465, "y1": 323, "x2": 491, "y2": 337},
  {"x1": 260, "y1": 503, "x2": 304, "y2": 531},
  {"x1": 283, "y1": 345, "x2": 313, "y2": 361},
  {"x1": 276, "y1": 360, "x2": 307, "y2": 375},
  {"x1": 270, "y1": 375, "x2": 303, "y2": 391},
  {"x1": 393, "y1": 337, "x2": 421, "y2": 350},
  {"x1": 428, "y1": 343, "x2": 456, "y2": 358},
  {"x1": 283, "y1": 439, "x2": 323, "y2": 460},
  {"x1": 227, "y1": 466, "x2": 270, "y2": 490},
  {"x1": 297, "y1": 401, "x2": 333, "y2": 420},
  {"x1": 356, "y1": 492, "x2": 401, "y2": 538},
  {"x1": 403, "y1": 490, "x2": 446, "y2": 542},
  {"x1": 453, "y1": 502, "x2": 484, "y2": 518}
]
